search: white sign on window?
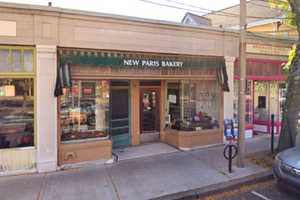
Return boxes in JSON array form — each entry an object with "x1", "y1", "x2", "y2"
[{"x1": 169, "y1": 94, "x2": 177, "y2": 104}]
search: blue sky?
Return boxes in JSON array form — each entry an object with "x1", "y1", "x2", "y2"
[{"x1": 1, "y1": 0, "x2": 240, "y2": 22}]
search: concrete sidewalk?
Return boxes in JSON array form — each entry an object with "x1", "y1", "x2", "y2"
[{"x1": 0, "y1": 135, "x2": 274, "y2": 200}]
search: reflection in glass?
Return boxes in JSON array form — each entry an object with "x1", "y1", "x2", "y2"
[
  {"x1": 0, "y1": 49, "x2": 10, "y2": 72},
  {"x1": 24, "y1": 50, "x2": 34, "y2": 72},
  {"x1": 166, "y1": 80, "x2": 220, "y2": 131},
  {"x1": 0, "y1": 48, "x2": 34, "y2": 73},
  {"x1": 12, "y1": 50, "x2": 22, "y2": 72},
  {"x1": 60, "y1": 80, "x2": 110, "y2": 141},
  {"x1": 0, "y1": 79, "x2": 34, "y2": 148}
]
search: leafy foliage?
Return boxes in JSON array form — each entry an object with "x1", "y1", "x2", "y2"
[
  {"x1": 269, "y1": 0, "x2": 296, "y2": 26},
  {"x1": 283, "y1": 44, "x2": 297, "y2": 74}
]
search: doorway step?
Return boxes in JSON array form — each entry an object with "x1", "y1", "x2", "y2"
[
  {"x1": 113, "y1": 142, "x2": 178, "y2": 161},
  {"x1": 140, "y1": 131, "x2": 160, "y2": 143}
]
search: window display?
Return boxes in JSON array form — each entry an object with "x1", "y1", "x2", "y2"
[
  {"x1": 60, "y1": 80, "x2": 110, "y2": 141},
  {"x1": 0, "y1": 79, "x2": 34, "y2": 148},
  {"x1": 166, "y1": 80, "x2": 220, "y2": 131}
]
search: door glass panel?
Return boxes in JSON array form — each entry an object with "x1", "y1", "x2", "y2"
[
  {"x1": 111, "y1": 88, "x2": 129, "y2": 136},
  {"x1": 141, "y1": 89, "x2": 160, "y2": 132}
]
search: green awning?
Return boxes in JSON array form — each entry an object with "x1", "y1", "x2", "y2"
[{"x1": 55, "y1": 49, "x2": 230, "y2": 96}]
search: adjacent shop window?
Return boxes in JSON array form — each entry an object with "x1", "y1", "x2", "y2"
[
  {"x1": 0, "y1": 79, "x2": 34, "y2": 148},
  {"x1": 0, "y1": 48, "x2": 34, "y2": 73},
  {"x1": 233, "y1": 80, "x2": 253, "y2": 125},
  {"x1": 60, "y1": 80, "x2": 110, "y2": 141},
  {"x1": 166, "y1": 80, "x2": 220, "y2": 131}
]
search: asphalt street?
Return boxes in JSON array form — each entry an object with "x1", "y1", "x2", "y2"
[{"x1": 196, "y1": 179, "x2": 300, "y2": 200}]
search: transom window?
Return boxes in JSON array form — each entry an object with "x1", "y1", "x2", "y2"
[{"x1": 0, "y1": 47, "x2": 34, "y2": 73}]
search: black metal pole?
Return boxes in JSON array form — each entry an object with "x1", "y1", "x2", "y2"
[
  {"x1": 271, "y1": 114, "x2": 275, "y2": 153},
  {"x1": 229, "y1": 145, "x2": 232, "y2": 173},
  {"x1": 231, "y1": 120, "x2": 234, "y2": 139}
]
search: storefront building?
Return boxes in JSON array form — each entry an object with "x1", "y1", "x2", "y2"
[
  {"x1": 56, "y1": 48, "x2": 228, "y2": 164},
  {"x1": 234, "y1": 44, "x2": 289, "y2": 136},
  {"x1": 0, "y1": 2, "x2": 293, "y2": 174}
]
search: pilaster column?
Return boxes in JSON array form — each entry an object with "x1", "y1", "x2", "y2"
[
  {"x1": 224, "y1": 56, "x2": 236, "y2": 120},
  {"x1": 130, "y1": 80, "x2": 140, "y2": 145},
  {"x1": 36, "y1": 45, "x2": 58, "y2": 172}
]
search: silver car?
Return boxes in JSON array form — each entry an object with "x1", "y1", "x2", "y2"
[{"x1": 273, "y1": 146, "x2": 300, "y2": 190}]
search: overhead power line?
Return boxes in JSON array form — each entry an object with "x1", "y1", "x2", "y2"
[{"x1": 140, "y1": 0, "x2": 294, "y2": 20}]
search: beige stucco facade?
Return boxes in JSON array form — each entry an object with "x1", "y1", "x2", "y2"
[{"x1": 0, "y1": 2, "x2": 293, "y2": 174}]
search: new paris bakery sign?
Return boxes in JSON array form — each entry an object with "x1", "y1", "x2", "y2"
[{"x1": 123, "y1": 59, "x2": 184, "y2": 68}]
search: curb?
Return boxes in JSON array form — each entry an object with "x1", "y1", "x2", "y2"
[{"x1": 151, "y1": 170, "x2": 273, "y2": 200}]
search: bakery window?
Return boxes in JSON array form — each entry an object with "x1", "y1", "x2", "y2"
[
  {"x1": 60, "y1": 80, "x2": 110, "y2": 142},
  {"x1": 0, "y1": 78, "x2": 34, "y2": 148},
  {"x1": 166, "y1": 80, "x2": 220, "y2": 131}
]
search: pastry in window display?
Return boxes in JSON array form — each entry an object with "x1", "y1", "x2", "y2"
[
  {"x1": 61, "y1": 130, "x2": 108, "y2": 141},
  {"x1": 170, "y1": 111, "x2": 219, "y2": 131}
]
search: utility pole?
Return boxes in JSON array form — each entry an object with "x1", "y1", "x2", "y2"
[{"x1": 237, "y1": 0, "x2": 247, "y2": 168}]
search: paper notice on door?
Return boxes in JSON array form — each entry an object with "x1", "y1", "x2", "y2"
[{"x1": 168, "y1": 94, "x2": 176, "y2": 104}]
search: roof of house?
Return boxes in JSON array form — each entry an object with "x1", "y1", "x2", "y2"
[
  {"x1": 181, "y1": 12, "x2": 211, "y2": 26},
  {"x1": 203, "y1": 0, "x2": 285, "y2": 28}
]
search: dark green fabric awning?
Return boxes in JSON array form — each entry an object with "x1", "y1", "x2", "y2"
[
  {"x1": 58, "y1": 49, "x2": 225, "y2": 69},
  {"x1": 54, "y1": 49, "x2": 230, "y2": 96}
]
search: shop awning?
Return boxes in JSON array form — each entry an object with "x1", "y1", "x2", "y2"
[{"x1": 55, "y1": 49, "x2": 230, "y2": 96}]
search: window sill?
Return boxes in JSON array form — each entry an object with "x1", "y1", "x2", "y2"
[
  {"x1": 0, "y1": 146, "x2": 35, "y2": 151},
  {"x1": 61, "y1": 135, "x2": 110, "y2": 144},
  {"x1": 165, "y1": 128, "x2": 220, "y2": 134}
]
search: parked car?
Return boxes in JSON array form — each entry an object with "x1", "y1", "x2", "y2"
[{"x1": 273, "y1": 146, "x2": 300, "y2": 191}]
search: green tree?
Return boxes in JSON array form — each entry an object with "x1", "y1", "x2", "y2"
[{"x1": 270, "y1": 0, "x2": 300, "y2": 151}]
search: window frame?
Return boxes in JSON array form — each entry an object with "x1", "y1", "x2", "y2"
[
  {"x1": 166, "y1": 80, "x2": 221, "y2": 131},
  {"x1": 0, "y1": 46, "x2": 36, "y2": 150},
  {"x1": 59, "y1": 79, "x2": 111, "y2": 143}
]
